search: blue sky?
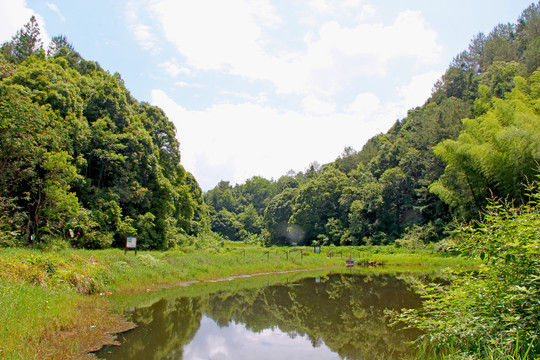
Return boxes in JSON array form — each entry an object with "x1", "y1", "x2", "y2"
[{"x1": 0, "y1": 0, "x2": 534, "y2": 190}]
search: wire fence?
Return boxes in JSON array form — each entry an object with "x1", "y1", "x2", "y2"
[{"x1": 225, "y1": 247, "x2": 383, "y2": 266}]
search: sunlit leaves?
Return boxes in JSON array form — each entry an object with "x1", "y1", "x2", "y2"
[{"x1": 431, "y1": 69, "x2": 540, "y2": 218}]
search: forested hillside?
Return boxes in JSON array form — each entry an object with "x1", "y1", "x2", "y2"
[
  {"x1": 1, "y1": 4, "x2": 539, "y2": 251},
  {"x1": 0, "y1": 17, "x2": 209, "y2": 250},
  {"x1": 205, "y1": 3, "x2": 540, "y2": 247}
]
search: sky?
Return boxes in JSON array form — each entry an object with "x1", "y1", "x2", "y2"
[{"x1": 0, "y1": 0, "x2": 535, "y2": 191}]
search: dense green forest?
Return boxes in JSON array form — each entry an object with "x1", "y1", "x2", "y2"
[
  {"x1": 0, "y1": 17, "x2": 209, "y2": 250},
  {"x1": 1, "y1": 4, "x2": 539, "y2": 251},
  {"x1": 205, "y1": 4, "x2": 540, "y2": 247}
]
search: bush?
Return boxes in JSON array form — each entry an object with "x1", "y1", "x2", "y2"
[{"x1": 398, "y1": 185, "x2": 540, "y2": 359}]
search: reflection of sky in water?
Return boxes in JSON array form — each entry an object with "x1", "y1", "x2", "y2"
[{"x1": 183, "y1": 316, "x2": 340, "y2": 360}]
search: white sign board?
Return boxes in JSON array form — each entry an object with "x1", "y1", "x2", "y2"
[{"x1": 126, "y1": 236, "x2": 137, "y2": 249}]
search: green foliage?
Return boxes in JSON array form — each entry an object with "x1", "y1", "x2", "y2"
[
  {"x1": 290, "y1": 166, "x2": 349, "y2": 244},
  {"x1": 210, "y1": 209, "x2": 244, "y2": 241},
  {"x1": 202, "y1": 3, "x2": 540, "y2": 250},
  {"x1": 1, "y1": 16, "x2": 43, "y2": 64},
  {"x1": 397, "y1": 186, "x2": 540, "y2": 359},
  {"x1": 431, "y1": 70, "x2": 540, "y2": 218},
  {"x1": 0, "y1": 20, "x2": 209, "y2": 250},
  {"x1": 263, "y1": 187, "x2": 297, "y2": 245}
]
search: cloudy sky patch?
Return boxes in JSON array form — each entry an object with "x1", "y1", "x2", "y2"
[{"x1": 0, "y1": 0, "x2": 533, "y2": 190}]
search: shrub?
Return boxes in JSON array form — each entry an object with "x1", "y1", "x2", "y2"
[{"x1": 398, "y1": 185, "x2": 540, "y2": 359}]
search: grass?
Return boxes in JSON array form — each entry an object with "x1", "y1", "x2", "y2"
[
  {"x1": 403, "y1": 335, "x2": 538, "y2": 360},
  {"x1": 0, "y1": 243, "x2": 473, "y2": 359},
  {"x1": 0, "y1": 280, "x2": 133, "y2": 359}
]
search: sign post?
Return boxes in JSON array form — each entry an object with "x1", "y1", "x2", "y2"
[
  {"x1": 125, "y1": 235, "x2": 138, "y2": 255},
  {"x1": 314, "y1": 245, "x2": 321, "y2": 254}
]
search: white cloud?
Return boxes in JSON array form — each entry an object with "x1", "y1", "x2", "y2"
[
  {"x1": 301, "y1": 95, "x2": 335, "y2": 115},
  {"x1": 159, "y1": 60, "x2": 191, "y2": 77},
  {"x1": 46, "y1": 2, "x2": 65, "y2": 21},
  {"x1": 220, "y1": 90, "x2": 268, "y2": 103},
  {"x1": 309, "y1": 0, "x2": 375, "y2": 20},
  {"x1": 151, "y1": 0, "x2": 271, "y2": 71},
  {"x1": 0, "y1": 0, "x2": 50, "y2": 46},
  {"x1": 356, "y1": 4, "x2": 376, "y2": 20},
  {"x1": 151, "y1": 88, "x2": 403, "y2": 190},
  {"x1": 309, "y1": 0, "x2": 335, "y2": 14},
  {"x1": 125, "y1": 2, "x2": 160, "y2": 52},
  {"x1": 174, "y1": 81, "x2": 202, "y2": 88},
  {"x1": 345, "y1": 92, "x2": 381, "y2": 115},
  {"x1": 397, "y1": 70, "x2": 443, "y2": 110},
  {"x1": 148, "y1": 1, "x2": 441, "y2": 97}
]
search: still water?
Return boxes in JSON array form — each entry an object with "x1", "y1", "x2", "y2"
[{"x1": 96, "y1": 270, "x2": 430, "y2": 359}]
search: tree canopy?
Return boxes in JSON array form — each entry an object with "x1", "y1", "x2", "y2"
[
  {"x1": 0, "y1": 18, "x2": 209, "y2": 249},
  {"x1": 2, "y1": 3, "x2": 540, "y2": 250}
]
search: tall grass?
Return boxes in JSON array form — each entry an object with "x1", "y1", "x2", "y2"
[
  {"x1": 0, "y1": 280, "x2": 73, "y2": 359},
  {"x1": 0, "y1": 280, "x2": 132, "y2": 359},
  {"x1": 405, "y1": 335, "x2": 538, "y2": 360}
]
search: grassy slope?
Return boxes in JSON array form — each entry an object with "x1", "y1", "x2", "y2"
[{"x1": 0, "y1": 244, "x2": 472, "y2": 359}]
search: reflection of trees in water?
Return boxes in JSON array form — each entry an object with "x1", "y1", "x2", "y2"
[
  {"x1": 99, "y1": 273, "x2": 427, "y2": 359},
  {"x1": 206, "y1": 273, "x2": 423, "y2": 359},
  {"x1": 98, "y1": 297, "x2": 205, "y2": 359}
]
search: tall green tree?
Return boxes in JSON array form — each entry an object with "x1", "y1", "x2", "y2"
[
  {"x1": 431, "y1": 70, "x2": 540, "y2": 217},
  {"x1": 290, "y1": 167, "x2": 349, "y2": 244},
  {"x1": 1, "y1": 16, "x2": 43, "y2": 63}
]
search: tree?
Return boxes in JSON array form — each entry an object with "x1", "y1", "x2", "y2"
[
  {"x1": 0, "y1": 84, "x2": 66, "y2": 244},
  {"x1": 484, "y1": 23, "x2": 518, "y2": 66},
  {"x1": 517, "y1": 3, "x2": 540, "y2": 74},
  {"x1": 263, "y1": 188, "x2": 297, "y2": 245},
  {"x1": 210, "y1": 209, "x2": 243, "y2": 240},
  {"x1": 47, "y1": 35, "x2": 75, "y2": 57},
  {"x1": 290, "y1": 167, "x2": 348, "y2": 244},
  {"x1": 40, "y1": 151, "x2": 80, "y2": 239},
  {"x1": 2, "y1": 16, "x2": 43, "y2": 63},
  {"x1": 238, "y1": 204, "x2": 262, "y2": 234},
  {"x1": 0, "y1": 31, "x2": 209, "y2": 249},
  {"x1": 241, "y1": 176, "x2": 277, "y2": 214},
  {"x1": 398, "y1": 185, "x2": 540, "y2": 358},
  {"x1": 431, "y1": 70, "x2": 540, "y2": 218}
]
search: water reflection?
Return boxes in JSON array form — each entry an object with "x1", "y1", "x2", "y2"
[
  {"x1": 97, "y1": 272, "x2": 425, "y2": 359},
  {"x1": 183, "y1": 316, "x2": 340, "y2": 360}
]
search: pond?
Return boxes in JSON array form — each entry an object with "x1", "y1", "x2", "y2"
[{"x1": 96, "y1": 268, "x2": 436, "y2": 359}]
